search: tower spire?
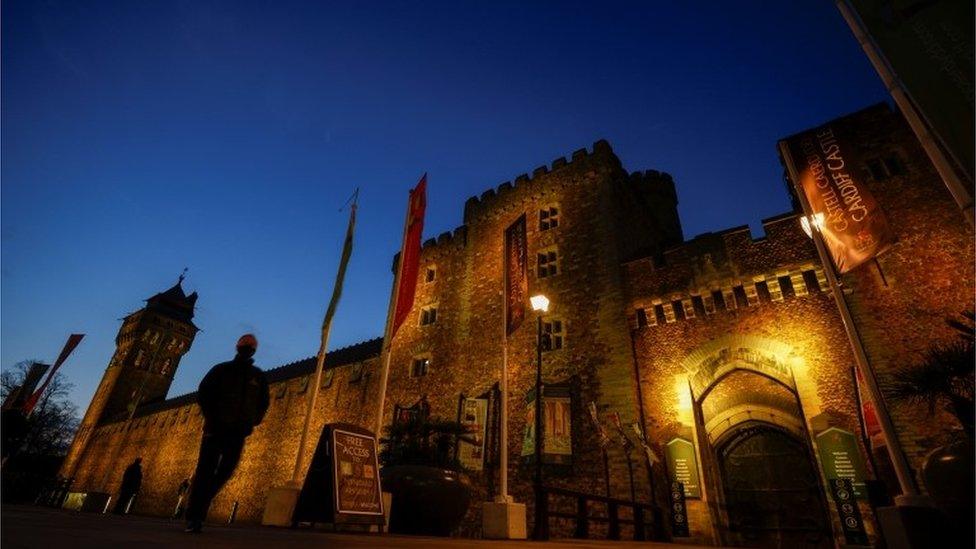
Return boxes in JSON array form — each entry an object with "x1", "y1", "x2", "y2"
[{"x1": 178, "y1": 267, "x2": 188, "y2": 285}]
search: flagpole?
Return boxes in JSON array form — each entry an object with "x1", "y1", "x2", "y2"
[
  {"x1": 291, "y1": 198, "x2": 357, "y2": 484},
  {"x1": 374, "y1": 181, "x2": 419, "y2": 439}
]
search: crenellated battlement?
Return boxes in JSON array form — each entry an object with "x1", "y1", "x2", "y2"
[{"x1": 462, "y1": 139, "x2": 618, "y2": 224}]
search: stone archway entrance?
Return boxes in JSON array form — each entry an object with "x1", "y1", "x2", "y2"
[{"x1": 684, "y1": 337, "x2": 832, "y2": 548}]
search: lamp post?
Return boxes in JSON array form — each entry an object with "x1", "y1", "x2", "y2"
[{"x1": 529, "y1": 294, "x2": 549, "y2": 541}]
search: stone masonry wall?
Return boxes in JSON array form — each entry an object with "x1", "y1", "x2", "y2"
[{"x1": 68, "y1": 350, "x2": 381, "y2": 524}]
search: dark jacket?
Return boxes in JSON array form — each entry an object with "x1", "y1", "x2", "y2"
[{"x1": 197, "y1": 355, "x2": 270, "y2": 436}]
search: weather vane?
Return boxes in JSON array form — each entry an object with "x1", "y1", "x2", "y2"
[{"x1": 178, "y1": 267, "x2": 189, "y2": 284}]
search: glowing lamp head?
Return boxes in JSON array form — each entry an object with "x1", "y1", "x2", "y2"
[
  {"x1": 800, "y1": 213, "x2": 825, "y2": 238},
  {"x1": 530, "y1": 294, "x2": 550, "y2": 313}
]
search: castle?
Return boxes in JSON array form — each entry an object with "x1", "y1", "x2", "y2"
[{"x1": 60, "y1": 104, "x2": 974, "y2": 547}]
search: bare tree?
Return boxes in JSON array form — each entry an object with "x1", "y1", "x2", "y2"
[{"x1": 1, "y1": 360, "x2": 80, "y2": 456}]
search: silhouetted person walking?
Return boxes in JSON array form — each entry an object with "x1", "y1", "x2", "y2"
[
  {"x1": 185, "y1": 334, "x2": 269, "y2": 533},
  {"x1": 113, "y1": 458, "x2": 142, "y2": 514}
]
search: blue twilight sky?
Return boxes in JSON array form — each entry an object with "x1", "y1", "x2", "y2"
[{"x1": 2, "y1": 1, "x2": 887, "y2": 410}]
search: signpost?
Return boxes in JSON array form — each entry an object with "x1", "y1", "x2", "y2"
[
  {"x1": 293, "y1": 423, "x2": 384, "y2": 528},
  {"x1": 828, "y1": 478, "x2": 869, "y2": 546},
  {"x1": 815, "y1": 427, "x2": 868, "y2": 499},
  {"x1": 665, "y1": 438, "x2": 701, "y2": 498},
  {"x1": 669, "y1": 481, "x2": 690, "y2": 537}
]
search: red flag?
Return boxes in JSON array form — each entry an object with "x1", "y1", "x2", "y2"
[
  {"x1": 391, "y1": 175, "x2": 427, "y2": 337},
  {"x1": 23, "y1": 334, "x2": 84, "y2": 415}
]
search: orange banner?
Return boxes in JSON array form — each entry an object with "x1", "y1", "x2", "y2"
[{"x1": 785, "y1": 124, "x2": 894, "y2": 273}]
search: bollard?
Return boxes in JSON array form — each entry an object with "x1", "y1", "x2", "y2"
[
  {"x1": 228, "y1": 501, "x2": 239, "y2": 524},
  {"x1": 103, "y1": 496, "x2": 112, "y2": 514}
]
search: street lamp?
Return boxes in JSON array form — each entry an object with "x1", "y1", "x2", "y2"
[{"x1": 530, "y1": 294, "x2": 549, "y2": 541}]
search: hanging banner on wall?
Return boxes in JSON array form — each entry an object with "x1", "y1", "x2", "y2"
[
  {"x1": 458, "y1": 397, "x2": 489, "y2": 471},
  {"x1": 504, "y1": 214, "x2": 528, "y2": 336},
  {"x1": 781, "y1": 124, "x2": 894, "y2": 273},
  {"x1": 520, "y1": 386, "x2": 572, "y2": 465},
  {"x1": 665, "y1": 438, "x2": 701, "y2": 498},
  {"x1": 815, "y1": 427, "x2": 869, "y2": 499}
]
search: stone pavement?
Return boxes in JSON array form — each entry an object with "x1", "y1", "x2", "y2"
[{"x1": 1, "y1": 505, "x2": 714, "y2": 548}]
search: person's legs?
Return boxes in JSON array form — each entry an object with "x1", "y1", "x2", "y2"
[
  {"x1": 209, "y1": 435, "x2": 245, "y2": 496},
  {"x1": 185, "y1": 434, "x2": 220, "y2": 525}
]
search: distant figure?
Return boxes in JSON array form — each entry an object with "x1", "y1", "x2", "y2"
[
  {"x1": 185, "y1": 334, "x2": 269, "y2": 533},
  {"x1": 113, "y1": 458, "x2": 143, "y2": 514},
  {"x1": 172, "y1": 477, "x2": 191, "y2": 519}
]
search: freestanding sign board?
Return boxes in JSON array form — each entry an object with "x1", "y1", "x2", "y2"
[
  {"x1": 293, "y1": 423, "x2": 384, "y2": 527},
  {"x1": 666, "y1": 438, "x2": 701, "y2": 498},
  {"x1": 815, "y1": 427, "x2": 868, "y2": 499}
]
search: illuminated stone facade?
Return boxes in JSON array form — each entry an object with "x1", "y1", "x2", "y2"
[{"x1": 62, "y1": 103, "x2": 972, "y2": 546}]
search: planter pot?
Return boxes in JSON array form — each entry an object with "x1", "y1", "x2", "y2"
[{"x1": 381, "y1": 465, "x2": 471, "y2": 536}]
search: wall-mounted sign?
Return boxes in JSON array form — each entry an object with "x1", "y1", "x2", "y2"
[
  {"x1": 669, "y1": 481, "x2": 690, "y2": 537},
  {"x1": 458, "y1": 397, "x2": 488, "y2": 471},
  {"x1": 521, "y1": 385, "x2": 572, "y2": 465},
  {"x1": 815, "y1": 427, "x2": 868, "y2": 499},
  {"x1": 828, "y1": 478, "x2": 869, "y2": 546},
  {"x1": 666, "y1": 438, "x2": 701, "y2": 499}
]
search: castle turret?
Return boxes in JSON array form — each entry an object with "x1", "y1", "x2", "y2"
[{"x1": 60, "y1": 278, "x2": 198, "y2": 479}]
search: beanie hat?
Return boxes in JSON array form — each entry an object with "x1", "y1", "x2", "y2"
[{"x1": 237, "y1": 333, "x2": 258, "y2": 350}]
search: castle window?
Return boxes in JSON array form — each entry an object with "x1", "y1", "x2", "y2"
[
  {"x1": 778, "y1": 275, "x2": 795, "y2": 298},
  {"x1": 864, "y1": 152, "x2": 907, "y2": 181},
  {"x1": 160, "y1": 359, "x2": 172, "y2": 376},
  {"x1": 663, "y1": 303, "x2": 676, "y2": 324},
  {"x1": 150, "y1": 332, "x2": 160, "y2": 345},
  {"x1": 134, "y1": 350, "x2": 145, "y2": 367},
  {"x1": 410, "y1": 357, "x2": 430, "y2": 378},
  {"x1": 682, "y1": 299, "x2": 696, "y2": 320},
  {"x1": 636, "y1": 308, "x2": 647, "y2": 328},
  {"x1": 537, "y1": 248, "x2": 559, "y2": 278},
  {"x1": 672, "y1": 300, "x2": 686, "y2": 321},
  {"x1": 425, "y1": 266, "x2": 436, "y2": 283},
  {"x1": 744, "y1": 283, "x2": 760, "y2": 306},
  {"x1": 349, "y1": 363, "x2": 365, "y2": 383},
  {"x1": 542, "y1": 319, "x2": 564, "y2": 351},
  {"x1": 420, "y1": 305, "x2": 438, "y2": 326},
  {"x1": 755, "y1": 279, "x2": 771, "y2": 302},
  {"x1": 654, "y1": 304, "x2": 666, "y2": 324},
  {"x1": 539, "y1": 205, "x2": 560, "y2": 231},
  {"x1": 802, "y1": 270, "x2": 822, "y2": 293},
  {"x1": 732, "y1": 285, "x2": 748, "y2": 308},
  {"x1": 691, "y1": 295, "x2": 706, "y2": 316},
  {"x1": 722, "y1": 288, "x2": 737, "y2": 310}
]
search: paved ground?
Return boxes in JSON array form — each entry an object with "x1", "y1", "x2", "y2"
[{"x1": 2, "y1": 505, "x2": 713, "y2": 548}]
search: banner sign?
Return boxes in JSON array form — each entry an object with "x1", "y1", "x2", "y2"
[
  {"x1": 24, "y1": 334, "x2": 84, "y2": 415},
  {"x1": 815, "y1": 427, "x2": 868, "y2": 499},
  {"x1": 332, "y1": 428, "x2": 384, "y2": 516},
  {"x1": 458, "y1": 397, "x2": 489, "y2": 471},
  {"x1": 504, "y1": 214, "x2": 528, "y2": 336},
  {"x1": 669, "y1": 481, "x2": 690, "y2": 537},
  {"x1": 782, "y1": 125, "x2": 894, "y2": 273},
  {"x1": 666, "y1": 438, "x2": 701, "y2": 498},
  {"x1": 828, "y1": 478, "x2": 869, "y2": 546},
  {"x1": 392, "y1": 175, "x2": 427, "y2": 337},
  {"x1": 521, "y1": 386, "x2": 572, "y2": 465}
]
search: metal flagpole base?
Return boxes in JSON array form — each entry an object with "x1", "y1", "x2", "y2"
[
  {"x1": 482, "y1": 500, "x2": 527, "y2": 539},
  {"x1": 261, "y1": 481, "x2": 302, "y2": 526}
]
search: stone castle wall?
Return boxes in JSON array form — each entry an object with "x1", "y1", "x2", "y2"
[
  {"x1": 68, "y1": 348, "x2": 381, "y2": 524},
  {"x1": 380, "y1": 141, "x2": 683, "y2": 537}
]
